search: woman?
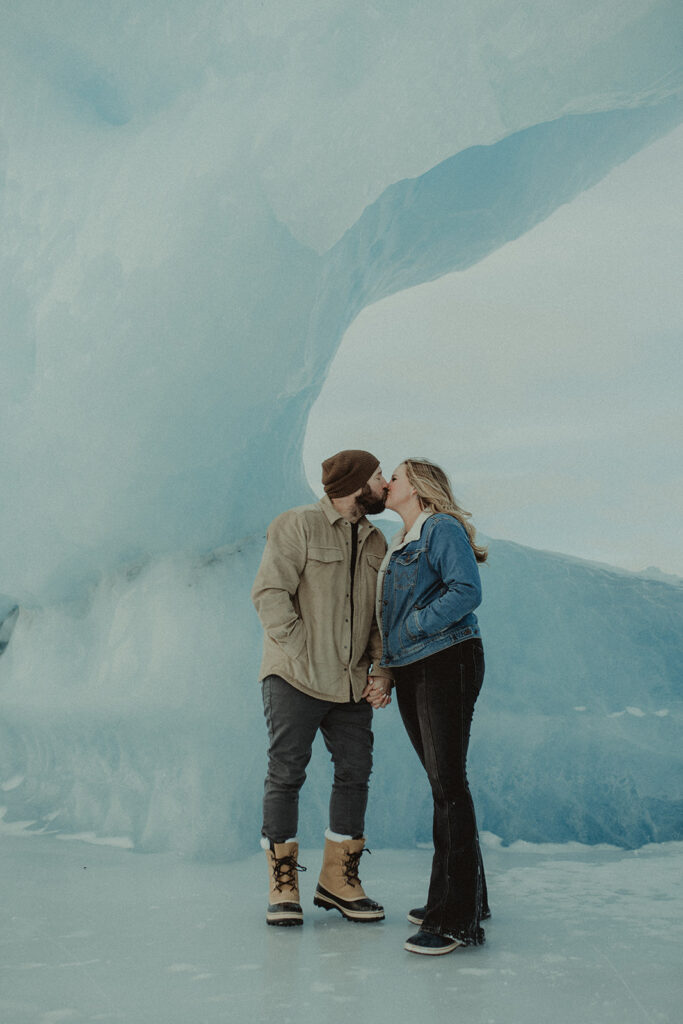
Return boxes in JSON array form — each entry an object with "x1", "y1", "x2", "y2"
[{"x1": 369, "y1": 458, "x2": 489, "y2": 955}]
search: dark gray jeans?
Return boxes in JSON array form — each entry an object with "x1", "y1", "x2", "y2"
[{"x1": 261, "y1": 674, "x2": 374, "y2": 843}]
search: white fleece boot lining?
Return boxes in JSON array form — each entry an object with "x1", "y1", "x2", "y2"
[
  {"x1": 325, "y1": 828, "x2": 358, "y2": 842},
  {"x1": 260, "y1": 836, "x2": 296, "y2": 850}
]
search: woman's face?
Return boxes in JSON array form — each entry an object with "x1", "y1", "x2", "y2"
[{"x1": 385, "y1": 463, "x2": 416, "y2": 511}]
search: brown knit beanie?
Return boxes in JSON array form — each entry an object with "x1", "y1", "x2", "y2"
[{"x1": 321, "y1": 450, "x2": 380, "y2": 498}]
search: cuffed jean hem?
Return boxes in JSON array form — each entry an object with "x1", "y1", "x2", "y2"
[{"x1": 421, "y1": 924, "x2": 486, "y2": 946}]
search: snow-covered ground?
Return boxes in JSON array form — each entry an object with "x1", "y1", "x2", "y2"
[{"x1": 2, "y1": 829, "x2": 680, "y2": 1024}]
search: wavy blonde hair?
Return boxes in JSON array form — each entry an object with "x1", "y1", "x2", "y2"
[{"x1": 403, "y1": 458, "x2": 488, "y2": 564}]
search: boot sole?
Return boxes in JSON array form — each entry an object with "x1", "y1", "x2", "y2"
[
  {"x1": 266, "y1": 901, "x2": 303, "y2": 926},
  {"x1": 404, "y1": 937, "x2": 462, "y2": 955},
  {"x1": 313, "y1": 885, "x2": 384, "y2": 922}
]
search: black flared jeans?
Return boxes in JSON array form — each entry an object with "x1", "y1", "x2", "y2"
[{"x1": 393, "y1": 638, "x2": 488, "y2": 945}]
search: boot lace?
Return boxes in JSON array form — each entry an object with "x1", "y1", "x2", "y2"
[
  {"x1": 343, "y1": 847, "x2": 369, "y2": 888},
  {"x1": 273, "y1": 853, "x2": 307, "y2": 894}
]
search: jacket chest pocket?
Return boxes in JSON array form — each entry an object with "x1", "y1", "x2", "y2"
[
  {"x1": 365, "y1": 552, "x2": 383, "y2": 575},
  {"x1": 307, "y1": 546, "x2": 344, "y2": 573},
  {"x1": 393, "y1": 548, "x2": 422, "y2": 590}
]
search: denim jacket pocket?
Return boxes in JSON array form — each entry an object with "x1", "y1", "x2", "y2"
[
  {"x1": 393, "y1": 548, "x2": 422, "y2": 590},
  {"x1": 405, "y1": 607, "x2": 423, "y2": 643}
]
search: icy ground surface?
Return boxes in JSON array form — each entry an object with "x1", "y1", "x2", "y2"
[{"x1": 2, "y1": 832, "x2": 681, "y2": 1024}]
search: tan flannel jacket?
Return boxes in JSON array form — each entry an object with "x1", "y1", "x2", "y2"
[{"x1": 251, "y1": 495, "x2": 393, "y2": 702}]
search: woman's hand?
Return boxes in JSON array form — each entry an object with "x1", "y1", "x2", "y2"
[{"x1": 362, "y1": 676, "x2": 393, "y2": 709}]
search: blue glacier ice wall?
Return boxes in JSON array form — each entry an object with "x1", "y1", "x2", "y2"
[
  {"x1": 0, "y1": 541, "x2": 681, "y2": 854},
  {"x1": 1, "y1": 2, "x2": 682, "y2": 855}
]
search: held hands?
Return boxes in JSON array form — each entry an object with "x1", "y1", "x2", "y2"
[{"x1": 362, "y1": 675, "x2": 393, "y2": 709}]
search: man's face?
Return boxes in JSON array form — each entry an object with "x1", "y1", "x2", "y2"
[{"x1": 356, "y1": 466, "x2": 388, "y2": 515}]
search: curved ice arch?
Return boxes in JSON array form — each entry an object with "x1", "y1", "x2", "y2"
[{"x1": 1, "y1": 97, "x2": 681, "y2": 606}]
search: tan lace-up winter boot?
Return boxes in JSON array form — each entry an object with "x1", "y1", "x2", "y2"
[
  {"x1": 265, "y1": 840, "x2": 306, "y2": 926},
  {"x1": 313, "y1": 836, "x2": 384, "y2": 922}
]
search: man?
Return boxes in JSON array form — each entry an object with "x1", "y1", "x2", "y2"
[{"x1": 251, "y1": 450, "x2": 393, "y2": 926}]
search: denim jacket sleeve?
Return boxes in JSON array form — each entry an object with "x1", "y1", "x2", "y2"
[{"x1": 409, "y1": 517, "x2": 482, "y2": 640}]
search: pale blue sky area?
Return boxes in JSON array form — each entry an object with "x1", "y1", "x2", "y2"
[{"x1": 305, "y1": 125, "x2": 683, "y2": 577}]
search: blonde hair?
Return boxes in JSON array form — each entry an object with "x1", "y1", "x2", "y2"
[{"x1": 403, "y1": 458, "x2": 488, "y2": 564}]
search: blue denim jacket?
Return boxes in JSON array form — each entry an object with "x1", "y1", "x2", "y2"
[{"x1": 379, "y1": 513, "x2": 482, "y2": 668}]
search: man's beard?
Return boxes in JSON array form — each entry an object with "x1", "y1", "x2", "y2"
[{"x1": 356, "y1": 484, "x2": 387, "y2": 516}]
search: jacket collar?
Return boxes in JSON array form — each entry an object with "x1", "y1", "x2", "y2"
[
  {"x1": 318, "y1": 494, "x2": 374, "y2": 532},
  {"x1": 403, "y1": 510, "x2": 433, "y2": 544},
  {"x1": 389, "y1": 510, "x2": 433, "y2": 553},
  {"x1": 319, "y1": 494, "x2": 342, "y2": 524}
]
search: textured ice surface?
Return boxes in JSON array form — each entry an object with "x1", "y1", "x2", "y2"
[
  {"x1": 1, "y1": 829, "x2": 681, "y2": 1024},
  {"x1": 0, "y1": 4, "x2": 682, "y2": 855}
]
